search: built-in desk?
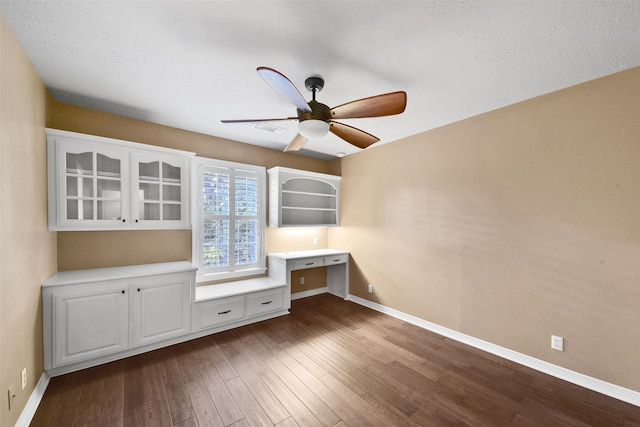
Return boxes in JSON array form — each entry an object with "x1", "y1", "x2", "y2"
[{"x1": 268, "y1": 249, "x2": 349, "y2": 301}]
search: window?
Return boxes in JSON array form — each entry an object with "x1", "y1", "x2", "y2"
[{"x1": 192, "y1": 158, "x2": 265, "y2": 282}]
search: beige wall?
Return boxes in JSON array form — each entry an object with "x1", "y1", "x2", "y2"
[
  {"x1": 330, "y1": 66, "x2": 640, "y2": 391},
  {"x1": 0, "y1": 15, "x2": 57, "y2": 425},
  {"x1": 47, "y1": 101, "x2": 340, "y2": 271}
]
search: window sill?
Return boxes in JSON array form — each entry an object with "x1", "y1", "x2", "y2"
[{"x1": 196, "y1": 267, "x2": 267, "y2": 285}]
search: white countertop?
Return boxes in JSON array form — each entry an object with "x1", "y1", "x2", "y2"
[
  {"x1": 42, "y1": 261, "x2": 197, "y2": 287},
  {"x1": 267, "y1": 248, "x2": 349, "y2": 260}
]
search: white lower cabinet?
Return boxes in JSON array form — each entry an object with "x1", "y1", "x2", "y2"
[
  {"x1": 52, "y1": 281, "x2": 129, "y2": 367},
  {"x1": 43, "y1": 262, "x2": 196, "y2": 373},
  {"x1": 130, "y1": 273, "x2": 192, "y2": 347}
]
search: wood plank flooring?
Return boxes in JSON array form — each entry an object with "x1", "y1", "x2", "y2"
[{"x1": 30, "y1": 294, "x2": 640, "y2": 426}]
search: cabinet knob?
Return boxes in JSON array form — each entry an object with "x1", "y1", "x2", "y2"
[
  {"x1": 121, "y1": 290, "x2": 125, "y2": 294},
  {"x1": 137, "y1": 288, "x2": 140, "y2": 292},
  {"x1": 135, "y1": 219, "x2": 139, "y2": 223},
  {"x1": 122, "y1": 219, "x2": 126, "y2": 223}
]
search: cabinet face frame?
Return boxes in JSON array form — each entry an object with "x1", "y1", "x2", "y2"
[{"x1": 47, "y1": 129, "x2": 194, "y2": 231}]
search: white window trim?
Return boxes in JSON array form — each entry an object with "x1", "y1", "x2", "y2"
[{"x1": 191, "y1": 157, "x2": 266, "y2": 283}]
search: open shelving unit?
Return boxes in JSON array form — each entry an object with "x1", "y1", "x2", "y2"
[{"x1": 267, "y1": 167, "x2": 341, "y2": 227}]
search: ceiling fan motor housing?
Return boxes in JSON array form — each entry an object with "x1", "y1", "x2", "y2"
[{"x1": 298, "y1": 100, "x2": 331, "y2": 122}]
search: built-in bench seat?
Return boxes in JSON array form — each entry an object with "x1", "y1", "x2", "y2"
[{"x1": 191, "y1": 277, "x2": 288, "y2": 333}]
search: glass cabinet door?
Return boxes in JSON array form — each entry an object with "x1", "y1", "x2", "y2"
[
  {"x1": 135, "y1": 155, "x2": 185, "y2": 225},
  {"x1": 62, "y1": 144, "x2": 127, "y2": 226}
]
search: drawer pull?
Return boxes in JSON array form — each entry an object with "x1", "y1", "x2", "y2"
[
  {"x1": 333, "y1": 259, "x2": 341, "y2": 262},
  {"x1": 218, "y1": 310, "x2": 231, "y2": 315},
  {"x1": 261, "y1": 301, "x2": 273, "y2": 305},
  {"x1": 305, "y1": 262, "x2": 315, "y2": 266}
]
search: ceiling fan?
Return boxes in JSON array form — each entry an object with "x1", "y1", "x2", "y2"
[{"x1": 221, "y1": 67, "x2": 407, "y2": 153}]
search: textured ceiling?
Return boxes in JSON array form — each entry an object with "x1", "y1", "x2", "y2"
[{"x1": 2, "y1": 1, "x2": 640, "y2": 159}]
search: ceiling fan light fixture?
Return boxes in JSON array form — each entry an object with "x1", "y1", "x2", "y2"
[{"x1": 298, "y1": 119, "x2": 329, "y2": 139}]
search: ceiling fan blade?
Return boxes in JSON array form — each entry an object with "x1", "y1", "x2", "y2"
[
  {"x1": 283, "y1": 134, "x2": 308, "y2": 152},
  {"x1": 329, "y1": 121, "x2": 380, "y2": 149},
  {"x1": 221, "y1": 117, "x2": 296, "y2": 124},
  {"x1": 330, "y1": 91, "x2": 407, "y2": 119},
  {"x1": 257, "y1": 67, "x2": 312, "y2": 112}
]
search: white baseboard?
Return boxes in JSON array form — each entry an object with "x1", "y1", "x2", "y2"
[
  {"x1": 15, "y1": 372, "x2": 50, "y2": 427},
  {"x1": 292, "y1": 287, "x2": 328, "y2": 300},
  {"x1": 347, "y1": 294, "x2": 640, "y2": 408}
]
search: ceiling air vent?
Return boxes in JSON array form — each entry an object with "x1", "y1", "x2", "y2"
[{"x1": 253, "y1": 122, "x2": 285, "y2": 134}]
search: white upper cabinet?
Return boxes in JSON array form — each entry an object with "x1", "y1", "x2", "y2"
[
  {"x1": 47, "y1": 129, "x2": 194, "y2": 231},
  {"x1": 267, "y1": 166, "x2": 341, "y2": 227},
  {"x1": 131, "y1": 152, "x2": 189, "y2": 228}
]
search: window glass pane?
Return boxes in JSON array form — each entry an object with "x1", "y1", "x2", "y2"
[
  {"x1": 163, "y1": 184, "x2": 181, "y2": 202},
  {"x1": 97, "y1": 154, "x2": 121, "y2": 177},
  {"x1": 140, "y1": 203, "x2": 160, "y2": 220},
  {"x1": 66, "y1": 199, "x2": 79, "y2": 220},
  {"x1": 139, "y1": 183, "x2": 160, "y2": 201},
  {"x1": 162, "y1": 162, "x2": 181, "y2": 183},
  {"x1": 203, "y1": 172, "x2": 229, "y2": 215},
  {"x1": 163, "y1": 204, "x2": 181, "y2": 221},
  {"x1": 97, "y1": 179, "x2": 121, "y2": 199},
  {"x1": 139, "y1": 161, "x2": 160, "y2": 181},
  {"x1": 235, "y1": 175, "x2": 258, "y2": 216},
  {"x1": 203, "y1": 218, "x2": 229, "y2": 268},
  {"x1": 67, "y1": 200, "x2": 94, "y2": 220},
  {"x1": 235, "y1": 219, "x2": 258, "y2": 265},
  {"x1": 97, "y1": 201, "x2": 121, "y2": 220},
  {"x1": 66, "y1": 152, "x2": 92, "y2": 175},
  {"x1": 67, "y1": 176, "x2": 93, "y2": 198}
]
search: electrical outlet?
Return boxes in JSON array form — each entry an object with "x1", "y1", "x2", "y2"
[
  {"x1": 21, "y1": 368, "x2": 27, "y2": 390},
  {"x1": 7, "y1": 385, "x2": 16, "y2": 411},
  {"x1": 368, "y1": 284, "x2": 373, "y2": 293},
  {"x1": 551, "y1": 335, "x2": 564, "y2": 351},
  {"x1": 300, "y1": 276, "x2": 305, "y2": 285},
  {"x1": 313, "y1": 237, "x2": 318, "y2": 245}
]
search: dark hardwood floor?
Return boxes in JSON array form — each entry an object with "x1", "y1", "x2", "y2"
[{"x1": 31, "y1": 294, "x2": 640, "y2": 426}]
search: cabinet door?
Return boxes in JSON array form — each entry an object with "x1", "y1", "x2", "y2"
[
  {"x1": 57, "y1": 140, "x2": 130, "y2": 228},
  {"x1": 132, "y1": 153, "x2": 189, "y2": 228},
  {"x1": 53, "y1": 282, "x2": 128, "y2": 367},
  {"x1": 130, "y1": 273, "x2": 191, "y2": 347}
]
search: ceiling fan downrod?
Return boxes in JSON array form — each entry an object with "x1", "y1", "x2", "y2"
[{"x1": 305, "y1": 76, "x2": 324, "y2": 101}]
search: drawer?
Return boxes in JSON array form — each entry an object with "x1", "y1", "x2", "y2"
[
  {"x1": 246, "y1": 288, "x2": 286, "y2": 317},
  {"x1": 291, "y1": 257, "x2": 324, "y2": 270},
  {"x1": 323, "y1": 254, "x2": 348, "y2": 265},
  {"x1": 192, "y1": 295, "x2": 246, "y2": 331}
]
